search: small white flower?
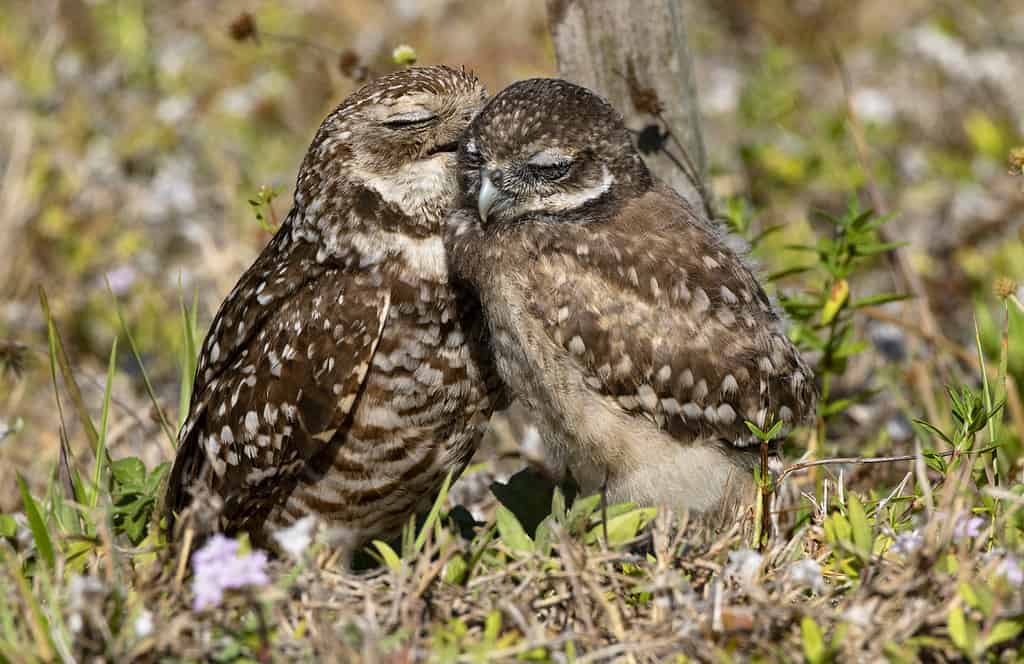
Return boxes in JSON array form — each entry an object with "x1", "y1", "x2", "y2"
[
  {"x1": 134, "y1": 608, "x2": 154, "y2": 638},
  {"x1": 851, "y1": 88, "x2": 896, "y2": 124},
  {"x1": 843, "y1": 601, "x2": 876, "y2": 627},
  {"x1": 724, "y1": 549, "x2": 763, "y2": 590},
  {"x1": 788, "y1": 558, "x2": 825, "y2": 593},
  {"x1": 272, "y1": 515, "x2": 317, "y2": 560}
]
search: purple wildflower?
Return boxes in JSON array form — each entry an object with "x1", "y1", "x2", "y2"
[
  {"x1": 104, "y1": 265, "x2": 138, "y2": 295},
  {"x1": 890, "y1": 529, "x2": 923, "y2": 556},
  {"x1": 191, "y1": 534, "x2": 269, "y2": 611},
  {"x1": 997, "y1": 556, "x2": 1023, "y2": 585},
  {"x1": 953, "y1": 515, "x2": 986, "y2": 540}
]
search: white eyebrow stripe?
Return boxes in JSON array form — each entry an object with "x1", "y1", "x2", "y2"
[{"x1": 533, "y1": 165, "x2": 614, "y2": 213}]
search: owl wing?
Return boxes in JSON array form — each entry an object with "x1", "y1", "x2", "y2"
[
  {"x1": 165, "y1": 224, "x2": 390, "y2": 532},
  {"x1": 529, "y1": 187, "x2": 816, "y2": 448}
]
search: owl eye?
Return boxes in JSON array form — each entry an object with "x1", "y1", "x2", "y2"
[
  {"x1": 380, "y1": 109, "x2": 438, "y2": 129},
  {"x1": 460, "y1": 140, "x2": 484, "y2": 167},
  {"x1": 526, "y1": 152, "x2": 573, "y2": 181}
]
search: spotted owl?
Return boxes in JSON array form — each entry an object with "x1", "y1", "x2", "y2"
[
  {"x1": 445, "y1": 79, "x2": 816, "y2": 515},
  {"x1": 164, "y1": 65, "x2": 503, "y2": 561}
]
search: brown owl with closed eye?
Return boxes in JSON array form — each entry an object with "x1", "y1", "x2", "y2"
[
  {"x1": 164, "y1": 65, "x2": 504, "y2": 563},
  {"x1": 445, "y1": 78, "x2": 816, "y2": 515}
]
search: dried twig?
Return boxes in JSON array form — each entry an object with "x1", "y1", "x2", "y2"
[{"x1": 779, "y1": 449, "x2": 959, "y2": 484}]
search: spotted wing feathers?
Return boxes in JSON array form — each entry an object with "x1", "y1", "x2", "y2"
[
  {"x1": 531, "y1": 188, "x2": 816, "y2": 447},
  {"x1": 166, "y1": 243, "x2": 390, "y2": 531}
]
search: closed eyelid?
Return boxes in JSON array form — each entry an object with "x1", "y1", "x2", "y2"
[
  {"x1": 380, "y1": 109, "x2": 438, "y2": 126},
  {"x1": 527, "y1": 151, "x2": 573, "y2": 167}
]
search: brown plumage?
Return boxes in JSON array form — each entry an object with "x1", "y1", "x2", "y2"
[
  {"x1": 164, "y1": 65, "x2": 503, "y2": 561},
  {"x1": 446, "y1": 79, "x2": 816, "y2": 514}
]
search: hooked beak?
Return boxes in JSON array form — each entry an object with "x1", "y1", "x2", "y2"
[{"x1": 477, "y1": 170, "x2": 501, "y2": 222}]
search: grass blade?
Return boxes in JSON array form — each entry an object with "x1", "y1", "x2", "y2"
[
  {"x1": 91, "y1": 338, "x2": 118, "y2": 508},
  {"x1": 177, "y1": 289, "x2": 199, "y2": 429},
  {"x1": 17, "y1": 474, "x2": 55, "y2": 571},
  {"x1": 108, "y1": 284, "x2": 177, "y2": 456},
  {"x1": 414, "y1": 469, "x2": 454, "y2": 554},
  {"x1": 39, "y1": 288, "x2": 99, "y2": 450},
  {"x1": 1, "y1": 549, "x2": 54, "y2": 660}
]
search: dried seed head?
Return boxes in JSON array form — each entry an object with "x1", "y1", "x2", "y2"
[
  {"x1": 228, "y1": 12, "x2": 257, "y2": 42},
  {"x1": 1009, "y1": 146, "x2": 1024, "y2": 176},
  {"x1": 993, "y1": 276, "x2": 1017, "y2": 300},
  {"x1": 338, "y1": 49, "x2": 367, "y2": 82},
  {"x1": 0, "y1": 341, "x2": 30, "y2": 379},
  {"x1": 624, "y1": 59, "x2": 663, "y2": 116}
]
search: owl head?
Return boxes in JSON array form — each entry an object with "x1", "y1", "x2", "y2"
[
  {"x1": 456, "y1": 78, "x2": 652, "y2": 226},
  {"x1": 296, "y1": 65, "x2": 487, "y2": 210}
]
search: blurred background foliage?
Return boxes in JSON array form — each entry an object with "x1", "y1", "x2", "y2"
[{"x1": 0, "y1": 0, "x2": 1022, "y2": 511}]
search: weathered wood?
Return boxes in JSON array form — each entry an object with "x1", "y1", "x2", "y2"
[{"x1": 546, "y1": 0, "x2": 709, "y2": 212}]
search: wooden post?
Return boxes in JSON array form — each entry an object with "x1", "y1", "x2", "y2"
[{"x1": 546, "y1": 0, "x2": 709, "y2": 213}]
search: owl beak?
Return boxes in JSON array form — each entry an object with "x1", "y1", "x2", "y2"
[{"x1": 477, "y1": 170, "x2": 501, "y2": 222}]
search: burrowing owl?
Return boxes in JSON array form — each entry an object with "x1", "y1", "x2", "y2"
[
  {"x1": 445, "y1": 79, "x2": 816, "y2": 515},
  {"x1": 164, "y1": 66, "x2": 502, "y2": 560}
]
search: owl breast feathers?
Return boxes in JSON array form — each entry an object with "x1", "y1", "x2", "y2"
[
  {"x1": 163, "y1": 65, "x2": 503, "y2": 562},
  {"x1": 446, "y1": 78, "x2": 816, "y2": 513}
]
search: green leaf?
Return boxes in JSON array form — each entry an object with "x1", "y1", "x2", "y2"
[
  {"x1": 833, "y1": 341, "x2": 869, "y2": 360},
  {"x1": 821, "y1": 279, "x2": 849, "y2": 325},
  {"x1": 964, "y1": 111, "x2": 1008, "y2": 159},
  {"x1": 745, "y1": 418, "x2": 783, "y2": 441},
  {"x1": 17, "y1": 475, "x2": 55, "y2": 570},
  {"x1": 913, "y1": 419, "x2": 954, "y2": 446},
  {"x1": 765, "y1": 265, "x2": 814, "y2": 283},
  {"x1": 565, "y1": 494, "x2": 602, "y2": 536},
  {"x1": 847, "y1": 494, "x2": 873, "y2": 561},
  {"x1": 490, "y1": 467, "x2": 557, "y2": 537},
  {"x1": 821, "y1": 398, "x2": 855, "y2": 417},
  {"x1": 551, "y1": 486, "x2": 566, "y2": 519},
  {"x1": 111, "y1": 457, "x2": 146, "y2": 488},
  {"x1": 855, "y1": 241, "x2": 905, "y2": 256},
  {"x1": 850, "y1": 293, "x2": 911, "y2": 309},
  {"x1": 958, "y1": 582, "x2": 994, "y2": 617},
  {"x1": 495, "y1": 505, "x2": 534, "y2": 555},
  {"x1": 484, "y1": 610, "x2": 501, "y2": 643},
  {"x1": 947, "y1": 605, "x2": 974, "y2": 653},
  {"x1": 585, "y1": 506, "x2": 656, "y2": 547},
  {"x1": 0, "y1": 515, "x2": 15, "y2": 539},
  {"x1": 983, "y1": 620, "x2": 1023, "y2": 650},
  {"x1": 533, "y1": 516, "x2": 556, "y2": 557},
  {"x1": 443, "y1": 553, "x2": 468, "y2": 585},
  {"x1": 750, "y1": 223, "x2": 785, "y2": 247},
  {"x1": 371, "y1": 540, "x2": 402, "y2": 572},
  {"x1": 801, "y1": 617, "x2": 827, "y2": 664}
]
